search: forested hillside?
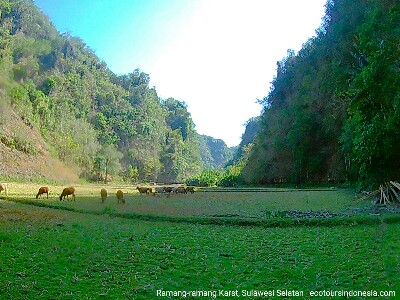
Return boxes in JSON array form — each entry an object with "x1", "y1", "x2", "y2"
[
  {"x1": 227, "y1": 117, "x2": 259, "y2": 166},
  {"x1": 198, "y1": 135, "x2": 233, "y2": 169},
  {"x1": 0, "y1": 0, "x2": 227, "y2": 183},
  {"x1": 243, "y1": 0, "x2": 400, "y2": 189}
]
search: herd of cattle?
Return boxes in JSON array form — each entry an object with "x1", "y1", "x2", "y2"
[
  {"x1": 103, "y1": 185, "x2": 196, "y2": 203},
  {"x1": 0, "y1": 183, "x2": 195, "y2": 203}
]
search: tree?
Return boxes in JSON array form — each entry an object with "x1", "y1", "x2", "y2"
[{"x1": 97, "y1": 144, "x2": 122, "y2": 183}]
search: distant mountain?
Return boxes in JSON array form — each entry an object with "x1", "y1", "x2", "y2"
[{"x1": 198, "y1": 135, "x2": 233, "y2": 169}]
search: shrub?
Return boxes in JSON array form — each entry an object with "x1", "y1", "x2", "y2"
[{"x1": 186, "y1": 169, "x2": 222, "y2": 187}]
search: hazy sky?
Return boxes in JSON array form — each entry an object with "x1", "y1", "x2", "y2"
[{"x1": 34, "y1": 0, "x2": 327, "y2": 147}]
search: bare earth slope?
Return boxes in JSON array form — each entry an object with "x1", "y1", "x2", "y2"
[{"x1": 0, "y1": 107, "x2": 79, "y2": 182}]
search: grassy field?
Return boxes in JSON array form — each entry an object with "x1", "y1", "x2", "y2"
[
  {"x1": 0, "y1": 182, "x2": 371, "y2": 217},
  {"x1": 0, "y1": 183, "x2": 399, "y2": 299}
]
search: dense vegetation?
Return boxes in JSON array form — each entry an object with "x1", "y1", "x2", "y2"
[
  {"x1": 0, "y1": 0, "x2": 232, "y2": 183},
  {"x1": 243, "y1": 0, "x2": 400, "y2": 189},
  {"x1": 227, "y1": 117, "x2": 259, "y2": 166},
  {"x1": 198, "y1": 135, "x2": 233, "y2": 170}
]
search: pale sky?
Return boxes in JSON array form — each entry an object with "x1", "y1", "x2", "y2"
[{"x1": 35, "y1": 0, "x2": 327, "y2": 147}]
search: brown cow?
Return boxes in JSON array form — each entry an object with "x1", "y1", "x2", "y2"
[
  {"x1": 175, "y1": 186, "x2": 187, "y2": 194},
  {"x1": 136, "y1": 186, "x2": 150, "y2": 195},
  {"x1": 186, "y1": 186, "x2": 195, "y2": 194},
  {"x1": 116, "y1": 190, "x2": 125, "y2": 204},
  {"x1": 163, "y1": 186, "x2": 174, "y2": 193},
  {"x1": 0, "y1": 183, "x2": 8, "y2": 196},
  {"x1": 100, "y1": 188, "x2": 108, "y2": 203},
  {"x1": 36, "y1": 187, "x2": 49, "y2": 199},
  {"x1": 59, "y1": 187, "x2": 76, "y2": 201}
]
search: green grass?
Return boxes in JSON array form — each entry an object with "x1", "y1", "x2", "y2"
[
  {"x1": 7, "y1": 184, "x2": 365, "y2": 218},
  {"x1": 0, "y1": 200, "x2": 399, "y2": 299},
  {"x1": 0, "y1": 184, "x2": 399, "y2": 299}
]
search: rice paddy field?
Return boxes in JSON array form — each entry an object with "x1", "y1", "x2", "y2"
[{"x1": 0, "y1": 182, "x2": 399, "y2": 299}]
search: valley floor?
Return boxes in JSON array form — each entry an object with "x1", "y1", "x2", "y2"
[{"x1": 0, "y1": 190, "x2": 399, "y2": 299}]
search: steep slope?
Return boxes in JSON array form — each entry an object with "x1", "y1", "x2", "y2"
[
  {"x1": 0, "y1": 0, "x2": 217, "y2": 183},
  {"x1": 0, "y1": 101, "x2": 78, "y2": 181},
  {"x1": 198, "y1": 135, "x2": 233, "y2": 169},
  {"x1": 243, "y1": 0, "x2": 400, "y2": 188},
  {"x1": 227, "y1": 117, "x2": 259, "y2": 167}
]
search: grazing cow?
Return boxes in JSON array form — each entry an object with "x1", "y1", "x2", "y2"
[
  {"x1": 151, "y1": 187, "x2": 166, "y2": 196},
  {"x1": 155, "y1": 187, "x2": 165, "y2": 194},
  {"x1": 136, "y1": 186, "x2": 150, "y2": 195},
  {"x1": 0, "y1": 183, "x2": 8, "y2": 196},
  {"x1": 186, "y1": 186, "x2": 195, "y2": 194},
  {"x1": 36, "y1": 187, "x2": 49, "y2": 199},
  {"x1": 175, "y1": 186, "x2": 187, "y2": 194},
  {"x1": 100, "y1": 188, "x2": 108, "y2": 203},
  {"x1": 163, "y1": 186, "x2": 174, "y2": 193},
  {"x1": 116, "y1": 190, "x2": 125, "y2": 204},
  {"x1": 59, "y1": 187, "x2": 76, "y2": 201}
]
